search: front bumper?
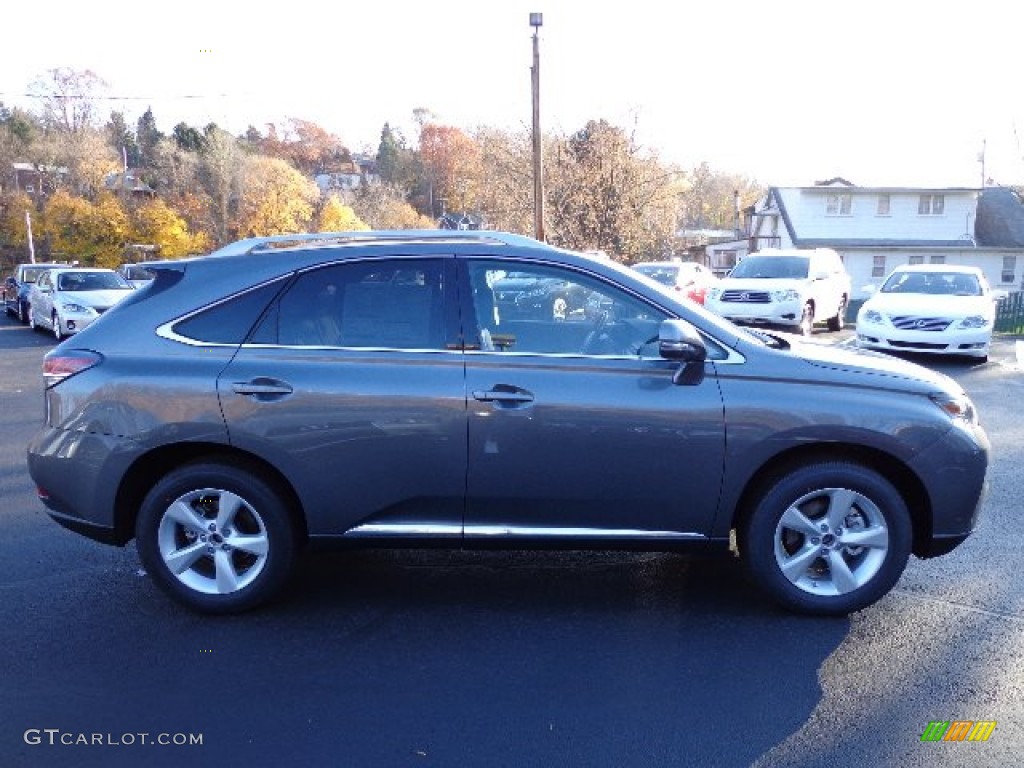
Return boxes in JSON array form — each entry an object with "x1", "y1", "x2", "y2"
[
  {"x1": 856, "y1": 326, "x2": 991, "y2": 357},
  {"x1": 706, "y1": 298, "x2": 803, "y2": 327}
]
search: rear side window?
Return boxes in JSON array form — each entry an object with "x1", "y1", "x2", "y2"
[
  {"x1": 173, "y1": 279, "x2": 287, "y2": 344},
  {"x1": 252, "y1": 259, "x2": 447, "y2": 349}
]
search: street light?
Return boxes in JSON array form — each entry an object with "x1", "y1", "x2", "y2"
[{"x1": 530, "y1": 12, "x2": 545, "y2": 242}]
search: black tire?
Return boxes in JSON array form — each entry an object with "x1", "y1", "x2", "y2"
[
  {"x1": 136, "y1": 461, "x2": 298, "y2": 613},
  {"x1": 826, "y1": 297, "x2": 847, "y2": 332},
  {"x1": 740, "y1": 462, "x2": 911, "y2": 616},
  {"x1": 19, "y1": 300, "x2": 29, "y2": 324},
  {"x1": 797, "y1": 303, "x2": 814, "y2": 336}
]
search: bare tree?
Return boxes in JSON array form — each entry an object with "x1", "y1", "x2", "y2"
[{"x1": 28, "y1": 68, "x2": 108, "y2": 134}]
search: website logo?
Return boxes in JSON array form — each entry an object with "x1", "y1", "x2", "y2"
[{"x1": 920, "y1": 720, "x2": 996, "y2": 742}]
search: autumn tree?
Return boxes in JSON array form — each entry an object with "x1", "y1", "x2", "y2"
[
  {"x1": 419, "y1": 123, "x2": 482, "y2": 213},
  {"x1": 545, "y1": 119, "x2": 684, "y2": 262},
  {"x1": 198, "y1": 127, "x2": 243, "y2": 245},
  {"x1": 41, "y1": 190, "x2": 130, "y2": 267},
  {"x1": 679, "y1": 162, "x2": 763, "y2": 231},
  {"x1": 471, "y1": 126, "x2": 533, "y2": 235},
  {"x1": 0, "y1": 192, "x2": 35, "y2": 251},
  {"x1": 316, "y1": 195, "x2": 369, "y2": 232},
  {"x1": 131, "y1": 197, "x2": 209, "y2": 258},
  {"x1": 28, "y1": 68, "x2": 107, "y2": 133},
  {"x1": 352, "y1": 185, "x2": 435, "y2": 230},
  {"x1": 233, "y1": 155, "x2": 320, "y2": 238},
  {"x1": 257, "y1": 118, "x2": 349, "y2": 176}
]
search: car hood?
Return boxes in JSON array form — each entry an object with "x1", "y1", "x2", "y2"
[
  {"x1": 862, "y1": 292, "x2": 994, "y2": 318},
  {"x1": 786, "y1": 336, "x2": 958, "y2": 390},
  {"x1": 58, "y1": 289, "x2": 133, "y2": 308}
]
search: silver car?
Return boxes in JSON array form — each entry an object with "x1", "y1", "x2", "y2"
[
  {"x1": 28, "y1": 267, "x2": 134, "y2": 340},
  {"x1": 27, "y1": 231, "x2": 990, "y2": 615}
]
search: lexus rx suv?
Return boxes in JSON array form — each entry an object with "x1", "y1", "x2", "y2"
[{"x1": 28, "y1": 231, "x2": 989, "y2": 615}]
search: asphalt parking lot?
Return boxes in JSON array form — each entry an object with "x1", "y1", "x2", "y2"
[{"x1": 0, "y1": 314, "x2": 1022, "y2": 767}]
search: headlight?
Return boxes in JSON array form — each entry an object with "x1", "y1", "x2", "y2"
[
  {"x1": 958, "y1": 315, "x2": 990, "y2": 329},
  {"x1": 861, "y1": 309, "x2": 884, "y2": 324},
  {"x1": 59, "y1": 303, "x2": 91, "y2": 313},
  {"x1": 929, "y1": 392, "x2": 977, "y2": 424},
  {"x1": 770, "y1": 289, "x2": 800, "y2": 302}
]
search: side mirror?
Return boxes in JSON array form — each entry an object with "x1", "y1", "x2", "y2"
[
  {"x1": 812, "y1": 271, "x2": 829, "y2": 281},
  {"x1": 861, "y1": 284, "x2": 878, "y2": 296},
  {"x1": 658, "y1": 319, "x2": 707, "y2": 363}
]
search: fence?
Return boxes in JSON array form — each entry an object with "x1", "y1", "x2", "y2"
[{"x1": 995, "y1": 292, "x2": 1024, "y2": 334}]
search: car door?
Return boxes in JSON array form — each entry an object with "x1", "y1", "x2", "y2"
[
  {"x1": 31, "y1": 270, "x2": 54, "y2": 325},
  {"x1": 460, "y1": 258, "x2": 726, "y2": 541},
  {"x1": 217, "y1": 257, "x2": 468, "y2": 539}
]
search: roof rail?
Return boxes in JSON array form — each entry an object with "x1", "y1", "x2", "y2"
[{"x1": 205, "y1": 230, "x2": 544, "y2": 258}]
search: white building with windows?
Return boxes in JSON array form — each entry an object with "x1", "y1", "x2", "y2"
[{"x1": 706, "y1": 179, "x2": 1024, "y2": 298}]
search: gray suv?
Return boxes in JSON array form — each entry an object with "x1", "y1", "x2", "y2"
[{"x1": 27, "y1": 231, "x2": 990, "y2": 615}]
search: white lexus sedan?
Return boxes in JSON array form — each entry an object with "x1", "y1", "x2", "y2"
[
  {"x1": 856, "y1": 264, "x2": 995, "y2": 360},
  {"x1": 27, "y1": 267, "x2": 135, "y2": 341}
]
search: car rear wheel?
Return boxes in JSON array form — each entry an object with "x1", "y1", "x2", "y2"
[
  {"x1": 740, "y1": 462, "x2": 911, "y2": 616},
  {"x1": 136, "y1": 462, "x2": 298, "y2": 613}
]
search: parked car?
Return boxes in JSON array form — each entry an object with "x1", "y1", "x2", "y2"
[
  {"x1": 632, "y1": 261, "x2": 718, "y2": 304},
  {"x1": 4, "y1": 262, "x2": 66, "y2": 324},
  {"x1": 28, "y1": 231, "x2": 989, "y2": 616},
  {"x1": 117, "y1": 263, "x2": 156, "y2": 289},
  {"x1": 491, "y1": 270, "x2": 590, "y2": 321},
  {"x1": 27, "y1": 267, "x2": 134, "y2": 340},
  {"x1": 855, "y1": 264, "x2": 995, "y2": 360},
  {"x1": 704, "y1": 248, "x2": 851, "y2": 335}
]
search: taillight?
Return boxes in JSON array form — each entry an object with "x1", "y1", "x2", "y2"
[{"x1": 42, "y1": 350, "x2": 102, "y2": 388}]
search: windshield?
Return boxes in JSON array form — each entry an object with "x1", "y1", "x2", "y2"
[
  {"x1": 881, "y1": 271, "x2": 981, "y2": 296},
  {"x1": 729, "y1": 255, "x2": 809, "y2": 279},
  {"x1": 58, "y1": 272, "x2": 131, "y2": 291},
  {"x1": 22, "y1": 267, "x2": 49, "y2": 283},
  {"x1": 634, "y1": 265, "x2": 679, "y2": 286}
]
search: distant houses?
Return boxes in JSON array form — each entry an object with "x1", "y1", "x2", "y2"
[{"x1": 707, "y1": 178, "x2": 1024, "y2": 297}]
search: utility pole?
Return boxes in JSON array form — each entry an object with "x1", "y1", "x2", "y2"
[{"x1": 530, "y1": 12, "x2": 545, "y2": 242}]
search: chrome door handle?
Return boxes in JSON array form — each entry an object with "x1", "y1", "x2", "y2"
[
  {"x1": 232, "y1": 380, "x2": 293, "y2": 397},
  {"x1": 472, "y1": 389, "x2": 534, "y2": 404}
]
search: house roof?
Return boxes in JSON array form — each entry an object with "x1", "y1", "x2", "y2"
[{"x1": 975, "y1": 187, "x2": 1024, "y2": 248}]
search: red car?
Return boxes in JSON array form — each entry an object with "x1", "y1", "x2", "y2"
[{"x1": 632, "y1": 261, "x2": 719, "y2": 304}]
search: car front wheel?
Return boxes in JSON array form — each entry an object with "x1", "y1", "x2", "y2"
[
  {"x1": 52, "y1": 313, "x2": 64, "y2": 341},
  {"x1": 740, "y1": 462, "x2": 911, "y2": 616},
  {"x1": 827, "y1": 297, "x2": 847, "y2": 332},
  {"x1": 136, "y1": 462, "x2": 298, "y2": 613},
  {"x1": 798, "y1": 303, "x2": 814, "y2": 336}
]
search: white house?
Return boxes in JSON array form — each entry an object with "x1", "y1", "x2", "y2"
[{"x1": 706, "y1": 179, "x2": 1024, "y2": 299}]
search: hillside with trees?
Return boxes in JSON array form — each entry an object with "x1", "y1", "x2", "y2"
[{"x1": 0, "y1": 67, "x2": 762, "y2": 267}]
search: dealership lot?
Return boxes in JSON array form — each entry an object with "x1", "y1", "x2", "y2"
[{"x1": 0, "y1": 313, "x2": 1022, "y2": 767}]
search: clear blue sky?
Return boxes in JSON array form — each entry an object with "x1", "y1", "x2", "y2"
[{"x1": 2, "y1": 0, "x2": 1021, "y2": 188}]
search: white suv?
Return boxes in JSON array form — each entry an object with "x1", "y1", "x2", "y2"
[{"x1": 705, "y1": 248, "x2": 851, "y2": 335}]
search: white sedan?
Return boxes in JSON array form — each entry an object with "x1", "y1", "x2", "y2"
[
  {"x1": 28, "y1": 267, "x2": 135, "y2": 341},
  {"x1": 856, "y1": 264, "x2": 995, "y2": 360}
]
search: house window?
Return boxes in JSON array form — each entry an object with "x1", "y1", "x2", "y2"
[
  {"x1": 929, "y1": 254, "x2": 946, "y2": 264},
  {"x1": 918, "y1": 194, "x2": 945, "y2": 215},
  {"x1": 876, "y1": 194, "x2": 890, "y2": 216},
  {"x1": 1002, "y1": 255, "x2": 1017, "y2": 284},
  {"x1": 826, "y1": 193, "x2": 852, "y2": 216},
  {"x1": 872, "y1": 254, "x2": 886, "y2": 278},
  {"x1": 908, "y1": 255, "x2": 924, "y2": 265}
]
